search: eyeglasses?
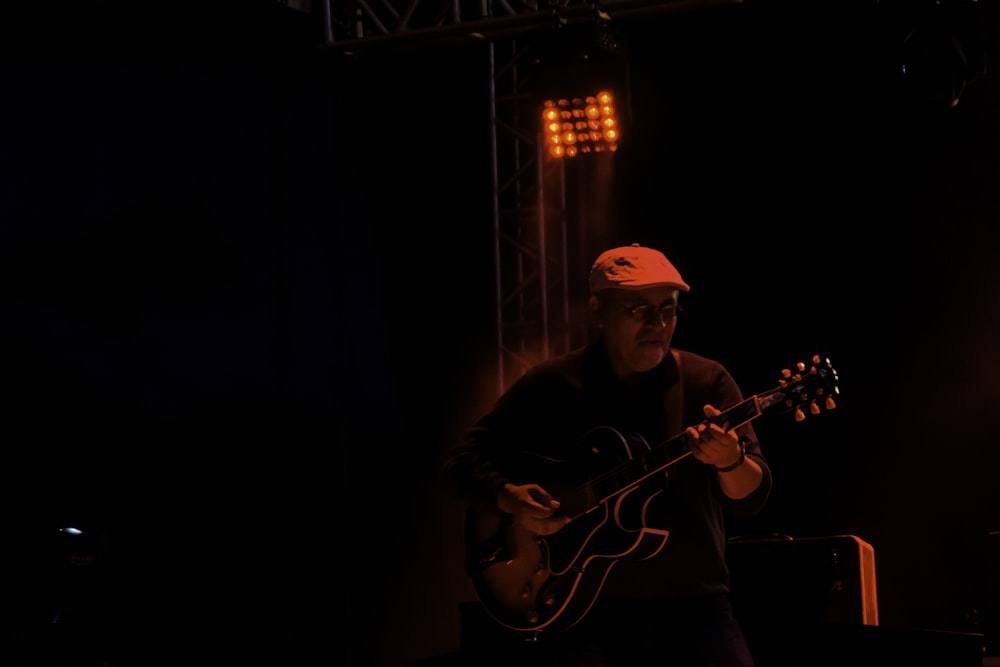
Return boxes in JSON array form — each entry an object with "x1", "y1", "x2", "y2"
[{"x1": 617, "y1": 301, "x2": 683, "y2": 325}]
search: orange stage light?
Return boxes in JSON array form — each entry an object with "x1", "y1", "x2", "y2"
[{"x1": 541, "y1": 91, "x2": 620, "y2": 159}]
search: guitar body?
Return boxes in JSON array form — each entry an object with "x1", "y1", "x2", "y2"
[{"x1": 464, "y1": 427, "x2": 672, "y2": 635}]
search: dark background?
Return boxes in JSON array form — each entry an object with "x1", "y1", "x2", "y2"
[{"x1": 1, "y1": 1, "x2": 998, "y2": 666}]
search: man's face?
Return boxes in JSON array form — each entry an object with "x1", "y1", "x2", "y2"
[{"x1": 594, "y1": 286, "x2": 680, "y2": 378}]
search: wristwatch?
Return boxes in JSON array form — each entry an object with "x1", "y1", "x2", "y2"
[{"x1": 714, "y1": 438, "x2": 748, "y2": 473}]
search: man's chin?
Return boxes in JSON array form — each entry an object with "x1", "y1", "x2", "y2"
[{"x1": 631, "y1": 347, "x2": 665, "y2": 372}]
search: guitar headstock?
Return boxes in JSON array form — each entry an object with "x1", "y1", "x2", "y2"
[{"x1": 763, "y1": 355, "x2": 840, "y2": 422}]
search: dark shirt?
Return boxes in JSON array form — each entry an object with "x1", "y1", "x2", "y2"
[{"x1": 444, "y1": 342, "x2": 772, "y2": 601}]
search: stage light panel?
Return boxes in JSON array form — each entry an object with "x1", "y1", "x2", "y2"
[{"x1": 541, "y1": 91, "x2": 620, "y2": 159}]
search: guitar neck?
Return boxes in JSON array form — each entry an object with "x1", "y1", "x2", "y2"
[
  {"x1": 559, "y1": 395, "x2": 760, "y2": 519},
  {"x1": 560, "y1": 358, "x2": 836, "y2": 520},
  {"x1": 708, "y1": 394, "x2": 764, "y2": 431}
]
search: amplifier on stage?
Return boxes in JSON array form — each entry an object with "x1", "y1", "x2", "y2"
[{"x1": 726, "y1": 534, "x2": 879, "y2": 628}]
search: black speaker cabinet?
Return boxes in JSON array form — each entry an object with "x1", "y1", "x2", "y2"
[
  {"x1": 726, "y1": 535, "x2": 983, "y2": 667},
  {"x1": 726, "y1": 534, "x2": 879, "y2": 630}
]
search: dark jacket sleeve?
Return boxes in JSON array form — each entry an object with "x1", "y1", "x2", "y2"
[
  {"x1": 442, "y1": 365, "x2": 554, "y2": 508},
  {"x1": 679, "y1": 350, "x2": 773, "y2": 517}
]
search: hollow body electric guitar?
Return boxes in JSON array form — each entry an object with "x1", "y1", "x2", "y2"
[{"x1": 464, "y1": 355, "x2": 839, "y2": 637}]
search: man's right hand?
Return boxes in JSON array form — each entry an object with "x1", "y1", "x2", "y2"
[{"x1": 496, "y1": 482, "x2": 572, "y2": 536}]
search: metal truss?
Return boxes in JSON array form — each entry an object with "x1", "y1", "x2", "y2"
[
  {"x1": 484, "y1": 28, "x2": 634, "y2": 393},
  {"x1": 488, "y1": 34, "x2": 575, "y2": 394},
  {"x1": 325, "y1": 0, "x2": 742, "y2": 56}
]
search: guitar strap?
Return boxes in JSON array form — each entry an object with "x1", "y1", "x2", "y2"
[{"x1": 666, "y1": 348, "x2": 685, "y2": 438}]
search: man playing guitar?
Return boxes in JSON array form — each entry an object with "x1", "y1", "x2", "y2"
[{"x1": 443, "y1": 243, "x2": 789, "y2": 667}]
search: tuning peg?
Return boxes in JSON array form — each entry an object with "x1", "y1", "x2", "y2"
[
  {"x1": 825, "y1": 397, "x2": 837, "y2": 410},
  {"x1": 794, "y1": 407, "x2": 805, "y2": 421},
  {"x1": 810, "y1": 401, "x2": 821, "y2": 415},
  {"x1": 796, "y1": 362, "x2": 806, "y2": 372}
]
